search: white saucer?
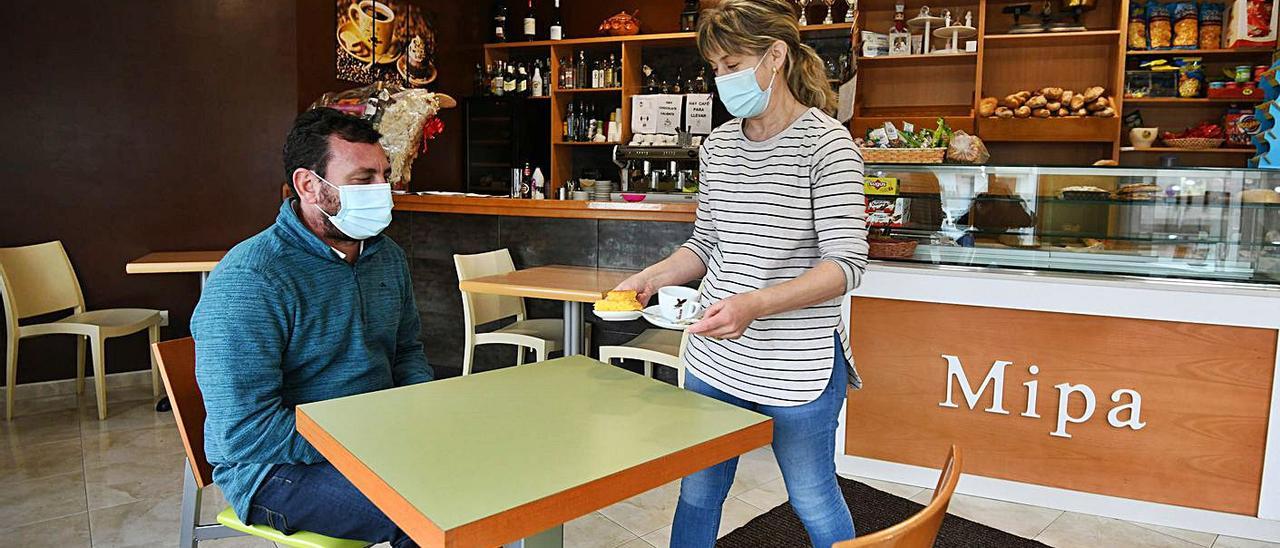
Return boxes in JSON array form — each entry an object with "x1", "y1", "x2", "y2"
[
  {"x1": 641, "y1": 305, "x2": 700, "y2": 330},
  {"x1": 594, "y1": 309, "x2": 642, "y2": 321}
]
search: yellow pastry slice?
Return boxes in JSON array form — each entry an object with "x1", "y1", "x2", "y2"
[{"x1": 594, "y1": 290, "x2": 642, "y2": 311}]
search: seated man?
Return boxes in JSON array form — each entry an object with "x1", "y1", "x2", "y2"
[{"x1": 192, "y1": 108, "x2": 430, "y2": 548}]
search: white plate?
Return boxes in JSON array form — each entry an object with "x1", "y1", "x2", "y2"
[
  {"x1": 593, "y1": 309, "x2": 642, "y2": 321},
  {"x1": 641, "y1": 305, "x2": 701, "y2": 330}
]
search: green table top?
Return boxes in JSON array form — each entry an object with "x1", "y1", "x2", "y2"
[{"x1": 296, "y1": 356, "x2": 772, "y2": 545}]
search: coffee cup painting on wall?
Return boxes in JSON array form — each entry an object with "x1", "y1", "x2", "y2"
[{"x1": 337, "y1": 0, "x2": 437, "y2": 88}]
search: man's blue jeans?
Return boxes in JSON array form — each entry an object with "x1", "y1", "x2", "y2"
[
  {"x1": 247, "y1": 462, "x2": 416, "y2": 548},
  {"x1": 671, "y1": 332, "x2": 856, "y2": 548}
]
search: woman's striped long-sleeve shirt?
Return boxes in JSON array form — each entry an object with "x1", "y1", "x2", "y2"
[{"x1": 682, "y1": 107, "x2": 869, "y2": 406}]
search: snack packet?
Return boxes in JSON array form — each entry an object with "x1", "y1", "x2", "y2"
[
  {"x1": 1200, "y1": 2, "x2": 1225, "y2": 48},
  {"x1": 1148, "y1": 1, "x2": 1173, "y2": 48},
  {"x1": 1173, "y1": 2, "x2": 1200, "y2": 48}
]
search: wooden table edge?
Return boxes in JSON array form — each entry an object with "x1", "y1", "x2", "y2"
[
  {"x1": 448, "y1": 418, "x2": 774, "y2": 547},
  {"x1": 125, "y1": 262, "x2": 221, "y2": 274},
  {"x1": 457, "y1": 279, "x2": 606, "y2": 303},
  {"x1": 296, "y1": 408, "x2": 448, "y2": 547}
]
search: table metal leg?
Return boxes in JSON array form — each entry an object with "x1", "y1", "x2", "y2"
[
  {"x1": 563, "y1": 302, "x2": 583, "y2": 356},
  {"x1": 503, "y1": 525, "x2": 563, "y2": 548}
]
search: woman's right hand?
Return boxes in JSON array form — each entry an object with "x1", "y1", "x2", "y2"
[{"x1": 615, "y1": 271, "x2": 659, "y2": 306}]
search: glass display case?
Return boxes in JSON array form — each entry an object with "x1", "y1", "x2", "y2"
[{"x1": 863, "y1": 164, "x2": 1280, "y2": 285}]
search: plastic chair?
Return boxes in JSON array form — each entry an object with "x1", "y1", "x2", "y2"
[
  {"x1": 0, "y1": 241, "x2": 162, "y2": 420},
  {"x1": 454, "y1": 250, "x2": 589, "y2": 375},
  {"x1": 598, "y1": 328, "x2": 691, "y2": 387},
  {"x1": 834, "y1": 446, "x2": 964, "y2": 548},
  {"x1": 151, "y1": 338, "x2": 369, "y2": 548}
]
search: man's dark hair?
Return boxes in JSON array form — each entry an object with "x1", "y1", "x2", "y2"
[{"x1": 282, "y1": 108, "x2": 382, "y2": 195}]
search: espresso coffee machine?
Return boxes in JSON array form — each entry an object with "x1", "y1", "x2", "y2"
[{"x1": 612, "y1": 144, "x2": 700, "y2": 201}]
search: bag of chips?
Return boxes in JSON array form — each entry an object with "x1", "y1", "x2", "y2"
[
  {"x1": 1129, "y1": 4, "x2": 1149, "y2": 49},
  {"x1": 1200, "y1": 2, "x2": 1225, "y2": 48},
  {"x1": 1148, "y1": 1, "x2": 1173, "y2": 48},
  {"x1": 1173, "y1": 2, "x2": 1200, "y2": 48}
]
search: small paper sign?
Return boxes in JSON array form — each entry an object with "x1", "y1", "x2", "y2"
[
  {"x1": 685, "y1": 94, "x2": 714, "y2": 134},
  {"x1": 631, "y1": 95, "x2": 657, "y2": 134},
  {"x1": 655, "y1": 94, "x2": 683, "y2": 134}
]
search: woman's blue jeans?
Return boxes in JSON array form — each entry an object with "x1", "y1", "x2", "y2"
[{"x1": 671, "y1": 332, "x2": 856, "y2": 548}]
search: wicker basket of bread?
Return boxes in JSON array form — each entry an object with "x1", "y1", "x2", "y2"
[{"x1": 868, "y1": 237, "x2": 919, "y2": 259}]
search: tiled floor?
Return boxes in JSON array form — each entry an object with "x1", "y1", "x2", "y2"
[{"x1": 2, "y1": 382, "x2": 1277, "y2": 548}]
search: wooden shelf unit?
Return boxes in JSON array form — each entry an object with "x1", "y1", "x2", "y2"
[
  {"x1": 1121, "y1": 147, "x2": 1255, "y2": 153},
  {"x1": 1125, "y1": 47, "x2": 1273, "y2": 57},
  {"x1": 1124, "y1": 97, "x2": 1266, "y2": 104},
  {"x1": 478, "y1": 0, "x2": 1217, "y2": 175}
]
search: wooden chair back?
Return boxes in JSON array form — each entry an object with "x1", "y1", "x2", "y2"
[
  {"x1": 152, "y1": 337, "x2": 215, "y2": 488},
  {"x1": 834, "y1": 445, "x2": 963, "y2": 548},
  {"x1": 0, "y1": 241, "x2": 85, "y2": 320},
  {"x1": 454, "y1": 249, "x2": 526, "y2": 327}
]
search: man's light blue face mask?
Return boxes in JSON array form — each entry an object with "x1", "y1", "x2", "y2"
[{"x1": 310, "y1": 170, "x2": 393, "y2": 241}]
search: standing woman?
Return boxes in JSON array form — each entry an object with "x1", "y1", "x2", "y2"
[{"x1": 615, "y1": 0, "x2": 868, "y2": 545}]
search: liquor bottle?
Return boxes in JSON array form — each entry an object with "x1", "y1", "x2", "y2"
[
  {"x1": 613, "y1": 55, "x2": 622, "y2": 88},
  {"x1": 541, "y1": 60, "x2": 550, "y2": 94},
  {"x1": 577, "y1": 51, "x2": 587, "y2": 90},
  {"x1": 520, "y1": 161, "x2": 533, "y2": 198},
  {"x1": 564, "y1": 101, "x2": 574, "y2": 141},
  {"x1": 504, "y1": 63, "x2": 517, "y2": 95},
  {"x1": 474, "y1": 63, "x2": 485, "y2": 95},
  {"x1": 592, "y1": 61, "x2": 602, "y2": 89},
  {"x1": 493, "y1": 62, "x2": 505, "y2": 96},
  {"x1": 532, "y1": 64, "x2": 543, "y2": 96},
  {"x1": 549, "y1": 0, "x2": 564, "y2": 40},
  {"x1": 672, "y1": 68, "x2": 684, "y2": 94},
  {"x1": 523, "y1": 0, "x2": 537, "y2": 41},
  {"x1": 517, "y1": 64, "x2": 529, "y2": 96},
  {"x1": 492, "y1": 0, "x2": 508, "y2": 42},
  {"x1": 608, "y1": 54, "x2": 618, "y2": 88}
]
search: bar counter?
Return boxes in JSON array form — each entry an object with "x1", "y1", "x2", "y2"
[{"x1": 393, "y1": 194, "x2": 695, "y2": 223}]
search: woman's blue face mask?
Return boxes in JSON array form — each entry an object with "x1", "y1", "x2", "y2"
[{"x1": 714, "y1": 54, "x2": 777, "y2": 119}]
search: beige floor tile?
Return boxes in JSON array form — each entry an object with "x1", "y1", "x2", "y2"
[
  {"x1": 0, "y1": 511, "x2": 91, "y2": 547},
  {"x1": 736, "y1": 477, "x2": 788, "y2": 511},
  {"x1": 79, "y1": 393, "x2": 171, "y2": 435},
  {"x1": 81, "y1": 425, "x2": 184, "y2": 469},
  {"x1": 618, "y1": 538, "x2": 658, "y2": 548},
  {"x1": 565, "y1": 512, "x2": 639, "y2": 548},
  {"x1": 641, "y1": 525, "x2": 672, "y2": 548},
  {"x1": 727, "y1": 447, "x2": 782, "y2": 497},
  {"x1": 909, "y1": 489, "x2": 1061, "y2": 540},
  {"x1": 1213, "y1": 535, "x2": 1280, "y2": 547},
  {"x1": 4, "y1": 392, "x2": 81, "y2": 417},
  {"x1": 0, "y1": 437, "x2": 84, "y2": 483},
  {"x1": 85, "y1": 452, "x2": 185, "y2": 511},
  {"x1": 1035, "y1": 512, "x2": 1204, "y2": 548},
  {"x1": 1132, "y1": 521, "x2": 1218, "y2": 547},
  {"x1": 599, "y1": 481, "x2": 681, "y2": 537},
  {"x1": 852, "y1": 476, "x2": 927, "y2": 500},
  {"x1": 717, "y1": 498, "x2": 767, "y2": 538},
  {"x1": 0, "y1": 407, "x2": 82, "y2": 448},
  {"x1": 88, "y1": 492, "x2": 184, "y2": 548},
  {"x1": 0, "y1": 471, "x2": 87, "y2": 530}
]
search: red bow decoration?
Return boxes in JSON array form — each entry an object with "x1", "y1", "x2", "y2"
[{"x1": 420, "y1": 116, "x2": 445, "y2": 154}]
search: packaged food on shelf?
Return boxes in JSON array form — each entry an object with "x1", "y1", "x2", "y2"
[
  {"x1": 1200, "y1": 2, "x2": 1226, "y2": 48},
  {"x1": 1224, "y1": 108, "x2": 1263, "y2": 145},
  {"x1": 947, "y1": 132, "x2": 990, "y2": 164},
  {"x1": 1130, "y1": 3, "x2": 1149, "y2": 49},
  {"x1": 1162, "y1": 120, "x2": 1227, "y2": 148},
  {"x1": 1225, "y1": 0, "x2": 1279, "y2": 47},
  {"x1": 1149, "y1": 1, "x2": 1174, "y2": 48},
  {"x1": 1173, "y1": 2, "x2": 1200, "y2": 48},
  {"x1": 1177, "y1": 57, "x2": 1205, "y2": 97}
]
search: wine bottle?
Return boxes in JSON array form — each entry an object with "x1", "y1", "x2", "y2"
[
  {"x1": 517, "y1": 64, "x2": 529, "y2": 96},
  {"x1": 493, "y1": 0, "x2": 508, "y2": 42},
  {"x1": 577, "y1": 51, "x2": 587, "y2": 90},
  {"x1": 564, "y1": 101, "x2": 574, "y2": 141},
  {"x1": 523, "y1": 0, "x2": 537, "y2": 41},
  {"x1": 541, "y1": 59, "x2": 550, "y2": 94},
  {"x1": 493, "y1": 61, "x2": 505, "y2": 96},
  {"x1": 549, "y1": 0, "x2": 563, "y2": 40}
]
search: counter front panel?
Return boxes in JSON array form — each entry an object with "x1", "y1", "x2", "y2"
[{"x1": 846, "y1": 296, "x2": 1276, "y2": 516}]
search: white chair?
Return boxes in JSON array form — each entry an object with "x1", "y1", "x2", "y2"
[
  {"x1": 598, "y1": 328, "x2": 691, "y2": 387},
  {"x1": 0, "y1": 241, "x2": 162, "y2": 420},
  {"x1": 454, "y1": 250, "x2": 588, "y2": 375}
]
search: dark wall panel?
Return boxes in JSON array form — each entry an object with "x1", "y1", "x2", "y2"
[{"x1": 0, "y1": 2, "x2": 299, "y2": 385}]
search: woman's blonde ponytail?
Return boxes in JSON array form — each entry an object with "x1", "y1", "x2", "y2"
[{"x1": 697, "y1": 0, "x2": 839, "y2": 115}]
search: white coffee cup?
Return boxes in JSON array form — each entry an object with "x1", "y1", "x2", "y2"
[{"x1": 658, "y1": 286, "x2": 704, "y2": 323}]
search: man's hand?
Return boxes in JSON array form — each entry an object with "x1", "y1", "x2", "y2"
[
  {"x1": 687, "y1": 292, "x2": 762, "y2": 340},
  {"x1": 615, "y1": 271, "x2": 659, "y2": 306}
]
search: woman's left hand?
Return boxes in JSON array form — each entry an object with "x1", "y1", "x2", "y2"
[{"x1": 687, "y1": 293, "x2": 763, "y2": 340}]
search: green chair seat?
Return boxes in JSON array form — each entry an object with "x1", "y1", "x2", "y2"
[{"x1": 215, "y1": 507, "x2": 370, "y2": 548}]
